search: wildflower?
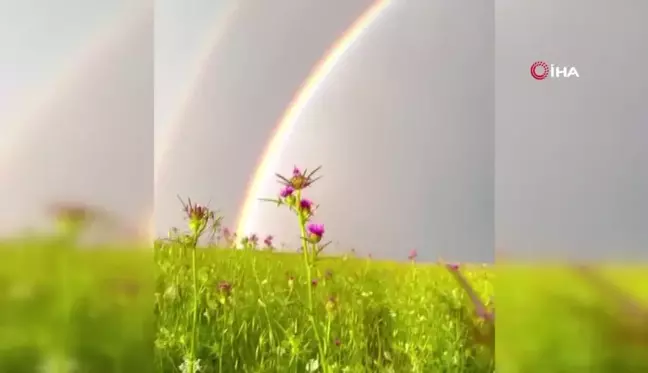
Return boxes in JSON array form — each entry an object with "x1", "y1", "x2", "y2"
[
  {"x1": 184, "y1": 201, "x2": 209, "y2": 222},
  {"x1": 408, "y1": 249, "x2": 418, "y2": 261},
  {"x1": 178, "y1": 196, "x2": 214, "y2": 235},
  {"x1": 300, "y1": 198, "x2": 314, "y2": 215},
  {"x1": 334, "y1": 338, "x2": 341, "y2": 347},
  {"x1": 311, "y1": 278, "x2": 319, "y2": 287},
  {"x1": 222, "y1": 227, "x2": 231, "y2": 239},
  {"x1": 279, "y1": 185, "x2": 294, "y2": 198},
  {"x1": 276, "y1": 165, "x2": 322, "y2": 191},
  {"x1": 307, "y1": 223, "x2": 325, "y2": 243},
  {"x1": 249, "y1": 234, "x2": 259, "y2": 246},
  {"x1": 263, "y1": 235, "x2": 274, "y2": 247}
]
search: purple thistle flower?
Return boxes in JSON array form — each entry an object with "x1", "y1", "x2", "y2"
[
  {"x1": 311, "y1": 278, "x2": 319, "y2": 287},
  {"x1": 263, "y1": 235, "x2": 274, "y2": 247},
  {"x1": 249, "y1": 234, "x2": 259, "y2": 245},
  {"x1": 300, "y1": 198, "x2": 314, "y2": 214},
  {"x1": 408, "y1": 249, "x2": 418, "y2": 261},
  {"x1": 180, "y1": 198, "x2": 209, "y2": 221},
  {"x1": 307, "y1": 223, "x2": 325, "y2": 243},
  {"x1": 274, "y1": 165, "x2": 321, "y2": 190},
  {"x1": 279, "y1": 185, "x2": 294, "y2": 198}
]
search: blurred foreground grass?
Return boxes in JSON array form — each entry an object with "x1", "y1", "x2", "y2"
[
  {"x1": 496, "y1": 264, "x2": 648, "y2": 373},
  {"x1": 0, "y1": 235, "x2": 153, "y2": 373}
]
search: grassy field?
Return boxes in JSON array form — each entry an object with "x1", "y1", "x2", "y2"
[
  {"x1": 2, "y1": 234, "x2": 648, "y2": 372},
  {"x1": 154, "y1": 241, "x2": 494, "y2": 372},
  {"x1": 1, "y1": 166, "x2": 646, "y2": 372},
  {"x1": 3, "y1": 235, "x2": 647, "y2": 373},
  {"x1": 0, "y1": 235, "x2": 494, "y2": 373}
]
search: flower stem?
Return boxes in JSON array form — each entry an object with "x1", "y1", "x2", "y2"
[
  {"x1": 189, "y1": 232, "x2": 199, "y2": 373},
  {"x1": 296, "y1": 190, "x2": 328, "y2": 372}
]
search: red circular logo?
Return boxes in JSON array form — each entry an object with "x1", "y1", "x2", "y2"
[{"x1": 530, "y1": 61, "x2": 549, "y2": 80}]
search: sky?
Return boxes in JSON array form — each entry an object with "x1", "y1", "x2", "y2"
[
  {"x1": 0, "y1": 0, "x2": 153, "y2": 240},
  {"x1": 495, "y1": 0, "x2": 648, "y2": 261},
  {"x1": 0, "y1": 0, "x2": 646, "y2": 262},
  {"x1": 154, "y1": 0, "x2": 495, "y2": 262},
  {"x1": 154, "y1": 0, "x2": 233, "y2": 142}
]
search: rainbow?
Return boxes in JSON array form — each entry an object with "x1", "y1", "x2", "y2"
[
  {"x1": 235, "y1": 0, "x2": 391, "y2": 236},
  {"x1": 148, "y1": 2, "x2": 243, "y2": 239},
  {"x1": 154, "y1": 1, "x2": 242, "y2": 185}
]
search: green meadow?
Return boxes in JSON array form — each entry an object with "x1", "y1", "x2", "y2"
[
  {"x1": 154, "y1": 240, "x2": 494, "y2": 373},
  {"x1": 1, "y1": 233, "x2": 647, "y2": 372},
  {"x1": 0, "y1": 168, "x2": 646, "y2": 372}
]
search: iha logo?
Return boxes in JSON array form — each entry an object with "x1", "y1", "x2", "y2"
[{"x1": 530, "y1": 61, "x2": 580, "y2": 80}]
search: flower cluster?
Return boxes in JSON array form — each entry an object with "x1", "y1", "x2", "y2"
[
  {"x1": 262, "y1": 165, "x2": 329, "y2": 262},
  {"x1": 178, "y1": 196, "x2": 220, "y2": 238}
]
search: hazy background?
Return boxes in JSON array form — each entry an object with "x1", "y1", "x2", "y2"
[
  {"x1": 0, "y1": 0, "x2": 152, "y2": 240},
  {"x1": 496, "y1": 0, "x2": 648, "y2": 261}
]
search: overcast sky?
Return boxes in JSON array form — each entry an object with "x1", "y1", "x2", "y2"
[
  {"x1": 0, "y1": 0, "x2": 152, "y2": 239},
  {"x1": 496, "y1": 0, "x2": 648, "y2": 261},
  {"x1": 0, "y1": 0, "x2": 646, "y2": 262},
  {"x1": 155, "y1": 0, "x2": 495, "y2": 262}
]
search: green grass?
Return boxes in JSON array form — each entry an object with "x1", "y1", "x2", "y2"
[
  {"x1": 0, "y1": 235, "x2": 153, "y2": 373},
  {"x1": 154, "y1": 241, "x2": 494, "y2": 372},
  {"x1": 2, "y1": 232, "x2": 648, "y2": 373},
  {"x1": 496, "y1": 265, "x2": 648, "y2": 373},
  {"x1": 1, "y1": 184, "x2": 646, "y2": 373}
]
